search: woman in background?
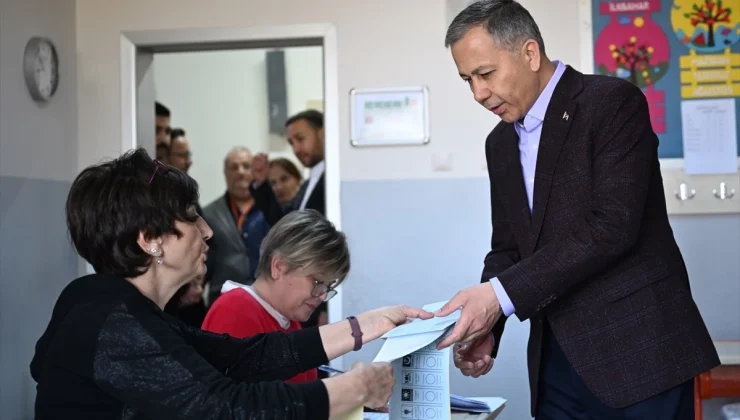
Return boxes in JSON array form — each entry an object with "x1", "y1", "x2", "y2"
[
  {"x1": 269, "y1": 157, "x2": 303, "y2": 209},
  {"x1": 202, "y1": 209, "x2": 347, "y2": 383},
  {"x1": 31, "y1": 148, "x2": 431, "y2": 419}
]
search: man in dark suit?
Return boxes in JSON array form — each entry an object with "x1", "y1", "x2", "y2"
[
  {"x1": 434, "y1": 1, "x2": 719, "y2": 418},
  {"x1": 202, "y1": 147, "x2": 270, "y2": 305},
  {"x1": 250, "y1": 109, "x2": 326, "y2": 225}
]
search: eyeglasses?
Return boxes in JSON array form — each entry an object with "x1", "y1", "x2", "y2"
[{"x1": 311, "y1": 278, "x2": 338, "y2": 302}]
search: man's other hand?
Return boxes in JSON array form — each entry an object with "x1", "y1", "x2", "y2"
[{"x1": 453, "y1": 333, "x2": 495, "y2": 378}]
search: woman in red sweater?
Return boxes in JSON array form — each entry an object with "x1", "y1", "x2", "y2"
[{"x1": 202, "y1": 209, "x2": 350, "y2": 383}]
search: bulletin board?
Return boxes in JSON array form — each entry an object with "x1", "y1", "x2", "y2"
[{"x1": 591, "y1": 0, "x2": 740, "y2": 166}]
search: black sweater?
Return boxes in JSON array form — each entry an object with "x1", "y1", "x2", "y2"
[{"x1": 30, "y1": 274, "x2": 330, "y2": 419}]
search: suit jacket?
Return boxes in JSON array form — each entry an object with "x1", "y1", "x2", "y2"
[
  {"x1": 483, "y1": 66, "x2": 719, "y2": 415},
  {"x1": 202, "y1": 196, "x2": 251, "y2": 303},
  {"x1": 250, "y1": 172, "x2": 325, "y2": 226}
]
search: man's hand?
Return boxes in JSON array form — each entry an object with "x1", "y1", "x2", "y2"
[
  {"x1": 453, "y1": 333, "x2": 495, "y2": 378},
  {"x1": 435, "y1": 283, "x2": 502, "y2": 349},
  {"x1": 252, "y1": 153, "x2": 269, "y2": 185}
]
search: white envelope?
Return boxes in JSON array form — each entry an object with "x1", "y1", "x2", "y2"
[{"x1": 380, "y1": 301, "x2": 461, "y2": 339}]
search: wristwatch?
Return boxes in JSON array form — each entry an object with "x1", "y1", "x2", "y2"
[{"x1": 346, "y1": 316, "x2": 363, "y2": 351}]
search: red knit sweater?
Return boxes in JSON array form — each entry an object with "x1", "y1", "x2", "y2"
[{"x1": 201, "y1": 288, "x2": 318, "y2": 383}]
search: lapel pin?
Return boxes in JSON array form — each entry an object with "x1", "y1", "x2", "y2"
[{"x1": 562, "y1": 111, "x2": 569, "y2": 121}]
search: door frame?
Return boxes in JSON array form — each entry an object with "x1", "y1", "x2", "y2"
[{"x1": 119, "y1": 24, "x2": 344, "y2": 367}]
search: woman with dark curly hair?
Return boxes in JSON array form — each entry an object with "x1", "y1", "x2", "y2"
[{"x1": 31, "y1": 148, "x2": 430, "y2": 420}]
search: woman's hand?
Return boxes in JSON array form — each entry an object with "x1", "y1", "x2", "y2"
[
  {"x1": 351, "y1": 362, "x2": 395, "y2": 408},
  {"x1": 323, "y1": 361, "x2": 395, "y2": 416},
  {"x1": 318, "y1": 305, "x2": 433, "y2": 361},
  {"x1": 357, "y1": 305, "x2": 434, "y2": 341}
]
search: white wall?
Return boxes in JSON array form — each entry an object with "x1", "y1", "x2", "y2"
[
  {"x1": 153, "y1": 47, "x2": 322, "y2": 205},
  {"x1": 75, "y1": 0, "x2": 584, "y2": 181},
  {"x1": 1, "y1": 2, "x2": 78, "y2": 182},
  {"x1": 0, "y1": 0, "x2": 78, "y2": 418}
]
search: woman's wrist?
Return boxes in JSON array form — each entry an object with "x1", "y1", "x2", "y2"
[{"x1": 355, "y1": 312, "x2": 390, "y2": 343}]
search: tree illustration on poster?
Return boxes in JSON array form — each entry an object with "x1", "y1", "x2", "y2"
[
  {"x1": 594, "y1": 0, "x2": 670, "y2": 133},
  {"x1": 672, "y1": 0, "x2": 740, "y2": 98},
  {"x1": 609, "y1": 35, "x2": 662, "y2": 86},
  {"x1": 672, "y1": 0, "x2": 738, "y2": 52}
]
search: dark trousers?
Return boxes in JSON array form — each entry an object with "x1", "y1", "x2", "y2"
[{"x1": 536, "y1": 324, "x2": 694, "y2": 420}]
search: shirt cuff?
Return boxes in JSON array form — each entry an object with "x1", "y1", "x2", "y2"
[{"x1": 489, "y1": 277, "x2": 515, "y2": 317}]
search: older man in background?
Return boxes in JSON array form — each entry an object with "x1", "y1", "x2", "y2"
[{"x1": 202, "y1": 147, "x2": 270, "y2": 305}]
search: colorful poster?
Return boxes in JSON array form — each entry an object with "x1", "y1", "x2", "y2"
[
  {"x1": 595, "y1": 0, "x2": 670, "y2": 132},
  {"x1": 592, "y1": 0, "x2": 740, "y2": 159},
  {"x1": 671, "y1": 0, "x2": 740, "y2": 97}
]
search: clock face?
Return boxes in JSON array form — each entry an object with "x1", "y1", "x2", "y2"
[
  {"x1": 23, "y1": 37, "x2": 59, "y2": 102},
  {"x1": 35, "y1": 41, "x2": 58, "y2": 99}
]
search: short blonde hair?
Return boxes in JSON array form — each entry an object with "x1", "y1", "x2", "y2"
[{"x1": 257, "y1": 210, "x2": 350, "y2": 286}]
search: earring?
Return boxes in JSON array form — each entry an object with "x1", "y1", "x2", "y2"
[{"x1": 150, "y1": 248, "x2": 163, "y2": 265}]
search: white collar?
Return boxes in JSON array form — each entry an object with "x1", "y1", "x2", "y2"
[
  {"x1": 220, "y1": 280, "x2": 291, "y2": 329},
  {"x1": 312, "y1": 160, "x2": 326, "y2": 176}
]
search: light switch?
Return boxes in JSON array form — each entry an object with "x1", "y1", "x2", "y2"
[{"x1": 432, "y1": 152, "x2": 454, "y2": 172}]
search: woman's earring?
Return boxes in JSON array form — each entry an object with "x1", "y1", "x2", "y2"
[{"x1": 150, "y1": 248, "x2": 163, "y2": 265}]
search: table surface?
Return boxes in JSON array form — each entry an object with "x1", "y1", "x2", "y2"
[{"x1": 715, "y1": 341, "x2": 740, "y2": 365}]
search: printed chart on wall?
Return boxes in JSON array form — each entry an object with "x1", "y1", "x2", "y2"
[{"x1": 592, "y1": 0, "x2": 740, "y2": 174}]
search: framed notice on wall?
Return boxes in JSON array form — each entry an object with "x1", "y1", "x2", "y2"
[{"x1": 349, "y1": 86, "x2": 430, "y2": 147}]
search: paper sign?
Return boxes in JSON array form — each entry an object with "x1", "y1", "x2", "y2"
[{"x1": 681, "y1": 98, "x2": 739, "y2": 175}]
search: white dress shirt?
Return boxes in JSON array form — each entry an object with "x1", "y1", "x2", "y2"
[{"x1": 299, "y1": 160, "x2": 325, "y2": 210}]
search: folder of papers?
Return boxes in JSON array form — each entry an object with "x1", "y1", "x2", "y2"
[{"x1": 450, "y1": 394, "x2": 491, "y2": 413}]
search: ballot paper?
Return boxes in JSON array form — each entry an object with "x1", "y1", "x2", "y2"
[
  {"x1": 389, "y1": 335, "x2": 451, "y2": 419},
  {"x1": 370, "y1": 301, "x2": 462, "y2": 419}
]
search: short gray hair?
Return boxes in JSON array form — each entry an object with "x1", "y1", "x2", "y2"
[
  {"x1": 223, "y1": 146, "x2": 252, "y2": 169},
  {"x1": 256, "y1": 210, "x2": 350, "y2": 285},
  {"x1": 445, "y1": 0, "x2": 546, "y2": 56}
]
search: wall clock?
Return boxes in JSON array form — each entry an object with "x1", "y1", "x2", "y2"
[{"x1": 23, "y1": 36, "x2": 59, "y2": 103}]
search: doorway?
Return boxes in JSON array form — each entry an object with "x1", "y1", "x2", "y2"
[{"x1": 119, "y1": 24, "x2": 344, "y2": 368}]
